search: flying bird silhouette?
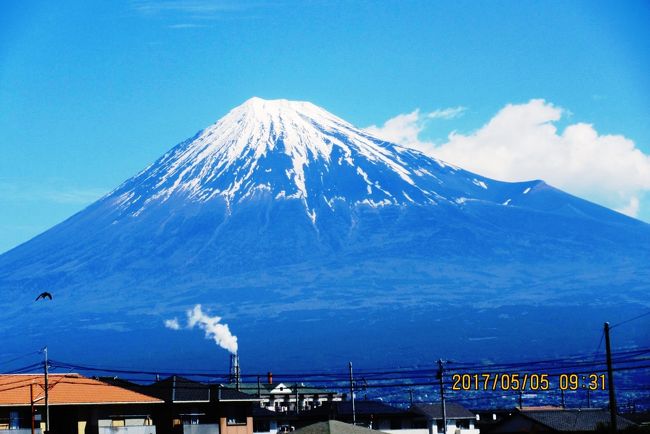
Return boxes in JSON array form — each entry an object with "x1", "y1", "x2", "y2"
[{"x1": 35, "y1": 292, "x2": 52, "y2": 301}]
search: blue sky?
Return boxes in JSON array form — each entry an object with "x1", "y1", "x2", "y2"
[{"x1": 1, "y1": 0, "x2": 649, "y2": 253}]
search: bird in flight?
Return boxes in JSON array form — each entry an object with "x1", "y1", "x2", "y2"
[{"x1": 35, "y1": 292, "x2": 52, "y2": 301}]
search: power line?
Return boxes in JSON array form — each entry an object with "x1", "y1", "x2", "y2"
[
  {"x1": 0, "y1": 351, "x2": 40, "y2": 368},
  {"x1": 45, "y1": 346, "x2": 650, "y2": 382},
  {"x1": 611, "y1": 309, "x2": 650, "y2": 329}
]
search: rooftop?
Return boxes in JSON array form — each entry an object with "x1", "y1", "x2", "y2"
[
  {"x1": 411, "y1": 403, "x2": 476, "y2": 420},
  {"x1": 293, "y1": 420, "x2": 386, "y2": 434},
  {"x1": 145, "y1": 376, "x2": 259, "y2": 402},
  {"x1": 0, "y1": 374, "x2": 162, "y2": 406},
  {"x1": 517, "y1": 408, "x2": 637, "y2": 432}
]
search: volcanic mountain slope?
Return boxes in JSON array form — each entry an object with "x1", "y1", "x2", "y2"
[{"x1": 1, "y1": 98, "x2": 649, "y2": 368}]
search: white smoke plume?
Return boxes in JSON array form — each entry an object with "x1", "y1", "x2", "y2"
[{"x1": 164, "y1": 304, "x2": 238, "y2": 354}]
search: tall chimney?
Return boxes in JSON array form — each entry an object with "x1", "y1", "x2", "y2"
[
  {"x1": 229, "y1": 353, "x2": 241, "y2": 389},
  {"x1": 267, "y1": 371, "x2": 273, "y2": 385}
]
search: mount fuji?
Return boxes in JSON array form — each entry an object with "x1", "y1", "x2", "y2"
[{"x1": 1, "y1": 98, "x2": 649, "y2": 371}]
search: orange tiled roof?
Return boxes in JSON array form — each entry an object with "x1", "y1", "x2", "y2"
[{"x1": 0, "y1": 374, "x2": 163, "y2": 406}]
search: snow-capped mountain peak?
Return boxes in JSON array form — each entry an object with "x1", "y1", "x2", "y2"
[{"x1": 107, "y1": 98, "x2": 517, "y2": 222}]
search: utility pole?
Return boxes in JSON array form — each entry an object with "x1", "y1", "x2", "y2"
[
  {"x1": 30, "y1": 383, "x2": 35, "y2": 434},
  {"x1": 604, "y1": 322, "x2": 617, "y2": 432},
  {"x1": 295, "y1": 383, "x2": 300, "y2": 414},
  {"x1": 561, "y1": 389, "x2": 566, "y2": 409},
  {"x1": 349, "y1": 362, "x2": 356, "y2": 426},
  {"x1": 518, "y1": 390, "x2": 523, "y2": 409},
  {"x1": 437, "y1": 360, "x2": 447, "y2": 434},
  {"x1": 409, "y1": 388, "x2": 414, "y2": 407},
  {"x1": 43, "y1": 347, "x2": 49, "y2": 434},
  {"x1": 587, "y1": 388, "x2": 591, "y2": 408}
]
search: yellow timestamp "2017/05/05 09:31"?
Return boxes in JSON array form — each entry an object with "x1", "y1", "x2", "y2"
[{"x1": 450, "y1": 373, "x2": 607, "y2": 391}]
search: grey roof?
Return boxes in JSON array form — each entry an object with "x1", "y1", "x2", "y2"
[
  {"x1": 222, "y1": 383, "x2": 276, "y2": 394},
  {"x1": 147, "y1": 377, "x2": 258, "y2": 402},
  {"x1": 148, "y1": 376, "x2": 210, "y2": 402},
  {"x1": 293, "y1": 420, "x2": 386, "y2": 434},
  {"x1": 95, "y1": 376, "x2": 150, "y2": 396},
  {"x1": 219, "y1": 387, "x2": 262, "y2": 401},
  {"x1": 411, "y1": 403, "x2": 475, "y2": 419},
  {"x1": 519, "y1": 409, "x2": 636, "y2": 432}
]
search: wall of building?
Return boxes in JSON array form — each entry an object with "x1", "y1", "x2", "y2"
[
  {"x1": 428, "y1": 419, "x2": 480, "y2": 434},
  {"x1": 220, "y1": 416, "x2": 253, "y2": 434}
]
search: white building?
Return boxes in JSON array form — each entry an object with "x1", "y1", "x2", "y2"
[{"x1": 223, "y1": 375, "x2": 343, "y2": 413}]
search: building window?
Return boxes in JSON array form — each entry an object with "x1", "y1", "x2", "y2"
[
  {"x1": 455, "y1": 420, "x2": 470, "y2": 429},
  {"x1": 227, "y1": 407, "x2": 248, "y2": 425}
]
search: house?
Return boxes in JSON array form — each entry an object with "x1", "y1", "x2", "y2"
[
  {"x1": 325, "y1": 401, "x2": 426, "y2": 433},
  {"x1": 472, "y1": 409, "x2": 512, "y2": 433},
  {"x1": 291, "y1": 420, "x2": 386, "y2": 434},
  {"x1": 490, "y1": 408, "x2": 637, "y2": 433},
  {"x1": 223, "y1": 375, "x2": 342, "y2": 413},
  {"x1": 623, "y1": 411, "x2": 650, "y2": 429},
  {"x1": 410, "y1": 403, "x2": 479, "y2": 434},
  {"x1": 140, "y1": 375, "x2": 261, "y2": 434},
  {"x1": 0, "y1": 373, "x2": 162, "y2": 434},
  {"x1": 252, "y1": 400, "x2": 427, "y2": 434}
]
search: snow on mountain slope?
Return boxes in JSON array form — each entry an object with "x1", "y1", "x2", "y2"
[{"x1": 105, "y1": 97, "x2": 538, "y2": 224}]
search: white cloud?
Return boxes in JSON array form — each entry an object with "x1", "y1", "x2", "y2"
[
  {"x1": 366, "y1": 99, "x2": 650, "y2": 218},
  {"x1": 617, "y1": 197, "x2": 640, "y2": 218},
  {"x1": 164, "y1": 317, "x2": 180, "y2": 330},
  {"x1": 427, "y1": 107, "x2": 466, "y2": 120},
  {"x1": 167, "y1": 23, "x2": 208, "y2": 29},
  {"x1": 364, "y1": 106, "x2": 465, "y2": 150},
  {"x1": 132, "y1": 0, "x2": 245, "y2": 15},
  {"x1": 0, "y1": 181, "x2": 107, "y2": 204},
  {"x1": 132, "y1": 0, "x2": 268, "y2": 23}
]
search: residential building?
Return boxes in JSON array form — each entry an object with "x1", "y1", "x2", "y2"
[
  {"x1": 223, "y1": 375, "x2": 342, "y2": 414},
  {"x1": 323, "y1": 401, "x2": 425, "y2": 433},
  {"x1": 253, "y1": 400, "x2": 427, "y2": 434},
  {"x1": 0, "y1": 374, "x2": 162, "y2": 434},
  {"x1": 410, "y1": 403, "x2": 479, "y2": 434},
  {"x1": 140, "y1": 376, "x2": 260, "y2": 434},
  {"x1": 490, "y1": 408, "x2": 637, "y2": 433},
  {"x1": 291, "y1": 420, "x2": 385, "y2": 434}
]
